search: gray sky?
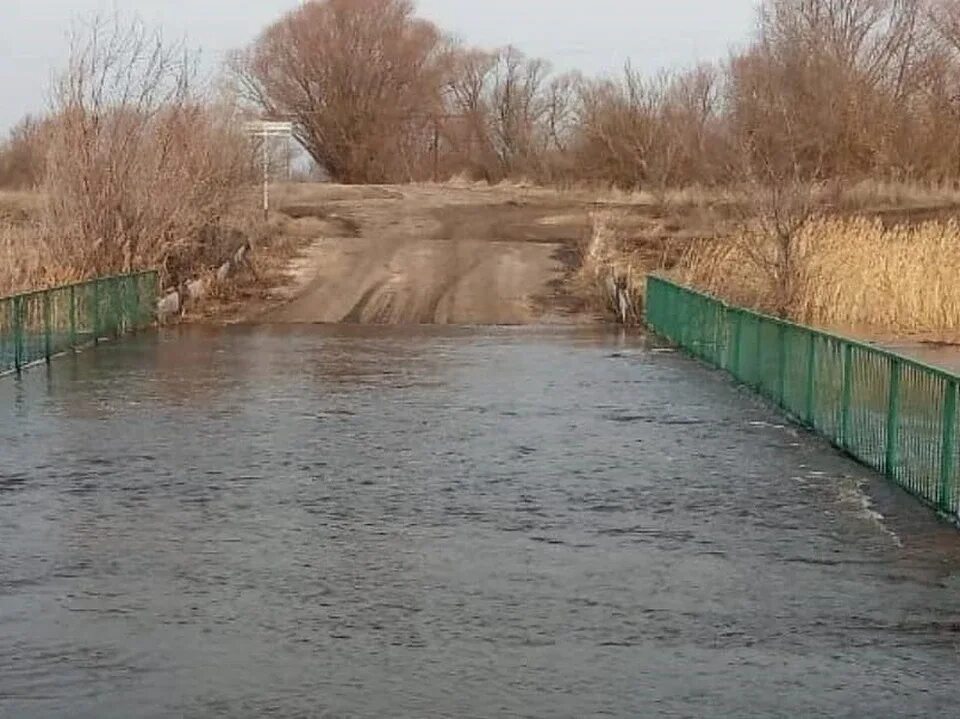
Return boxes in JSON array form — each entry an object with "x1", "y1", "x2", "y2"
[{"x1": 0, "y1": 0, "x2": 759, "y2": 132}]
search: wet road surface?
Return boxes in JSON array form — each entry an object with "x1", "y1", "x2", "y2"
[{"x1": 1, "y1": 326, "x2": 960, "y2": 718}]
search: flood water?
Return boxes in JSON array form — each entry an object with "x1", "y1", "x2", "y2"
[
  {"x1": 885, "y1": 341, "x2": 960, "y2": 374},
  {"x1": 1, "y1": 325, "x2": 960, "y2": 718}
]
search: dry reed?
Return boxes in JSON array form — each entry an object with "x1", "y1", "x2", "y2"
[
  {"x1": 577, "y1": 211, "x2": 649, "y2": 323},
  {"x1": 677, "y1": 217, "x2": 960, "y2": 337}
]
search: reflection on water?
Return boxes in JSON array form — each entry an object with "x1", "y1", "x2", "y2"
[{"x1": 1, "y1": 325, "x2": 959, "y2": 718}]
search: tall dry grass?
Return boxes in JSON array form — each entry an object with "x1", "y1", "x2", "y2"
[
  {"x1": 577, "y1": 211, "x2": 654, "y2": 324},
  {"x1": 0, "y1": 192, "x2": 60, "y2": 296},
  {"x1": 0, "y1": 226, "x2": 45, "y2": 297},
  {"x1": 677, "y1": 217, "x2": 960, "y2": 337}
]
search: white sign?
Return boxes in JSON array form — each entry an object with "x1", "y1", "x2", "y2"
[
  {"x1": 245, "y1": 121, "x2": 294, "y2": 137},
  {"x1": 244, "y1": 121, "x2": 295, "y2": 218}
]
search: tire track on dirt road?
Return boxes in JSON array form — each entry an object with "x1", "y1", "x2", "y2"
[{"x1": 264, "y1": 185, "x2": 595, "y2": 325}]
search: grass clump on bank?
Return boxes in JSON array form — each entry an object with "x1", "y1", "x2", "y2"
[
  {"x1": 579, "y1": 209, "x2": 702, "y2": 325},
  {"x1": 578, "y1": 211, "x2": 646, "y2": 324}
]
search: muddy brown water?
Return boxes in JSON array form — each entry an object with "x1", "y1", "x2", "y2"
[{"x1": 2, "y1": 325, "x2": 960, "y2": 718}]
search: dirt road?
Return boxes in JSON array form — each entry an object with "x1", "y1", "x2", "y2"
[{"x1": 263, "y1": 184, "x2": 593, "y2": 325}]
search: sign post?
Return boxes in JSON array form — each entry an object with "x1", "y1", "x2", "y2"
[{"x1": 244, "y1": 121, "x2": 294, "y2": 220}]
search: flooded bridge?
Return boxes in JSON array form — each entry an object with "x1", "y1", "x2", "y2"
[{"x1": 2, "y1": 325, "x2": 959, "y2": 717}]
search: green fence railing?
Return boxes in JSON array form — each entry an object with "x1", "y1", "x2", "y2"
[
  {"x1": 646, "y1": 275, "x2": 960, "y2": 521},
  {"x1": 0, "y1": 271, "x2": 158, "y2": 375}
]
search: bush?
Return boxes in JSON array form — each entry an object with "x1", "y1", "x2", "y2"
[
  {"x1": 0, "y1": 117, "x2": 47, "y2": 189},
  {"x1": 41, "y1": 17, "x2": 255, "y2": 286}
]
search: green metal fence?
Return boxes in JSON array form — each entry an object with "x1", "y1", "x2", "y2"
[
  {"x1": 646, "y1": 275, "x2": 960, "y2": 521},
  {"x1": 0, "y1": 271, "x2": 158, "y2": 375}
]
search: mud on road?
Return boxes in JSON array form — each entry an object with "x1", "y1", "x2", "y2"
[{"x1": 262, "y1": 184, "x2": 595, "y2": 325}]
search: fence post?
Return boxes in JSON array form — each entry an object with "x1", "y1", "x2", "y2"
[
  {"x1": 731, "y1": 309, "x2": 742, "y2": 378},
  {"x1": 130, "y1": 275, "x2": 141, "y2": 331},
  {"x1": 755, "y1": 318, "x2": 764, "y2": 393},
  {"x1": 709, "y1": 302, "x2": 717, "y2": 364},
  {"x1": 840, "y1": 343, "x2": 853, "y2": 450},
  {"x1": 69, "y1": 284, "x2": 77, "y2": 349},
  {"x1": 111, "y1": 278, "x2": 122, "y2": 337},
  {"x1": 885, "y1": 359, "x2": 902, "y2": 477},
  {"x1": 939, "y1": 379, "x2": 958, "y2": 514},
  {"x1": 13, "y1": 295, "x2": 23, "y2": 372},
  {"x1": 43, "y1": 290, "x2": 52, "y2": 363},
  {"x1": 680, "y1": 291, "x2": 690, "y2": 351},
  {"x1": 805, "y1": 332, "x2": 817, "y2": 428},
  {"x1": 777, "y1": 323, "x2": 787, "y2": 408},
  {"x1": 92, "y1": 280, "x2": 100, "y2": 345}
]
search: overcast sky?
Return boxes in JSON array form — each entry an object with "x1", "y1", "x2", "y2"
[{"x1": 0, "y1": 0, "x2": 759, "y2": 132}]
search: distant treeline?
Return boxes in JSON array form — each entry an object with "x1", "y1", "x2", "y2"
[
  {"x1": 229, "y1": 0, "x2": 960, "y2": 187},
  {"x1": 4, "y1": 0, "x2": 960, "y2": 191}
]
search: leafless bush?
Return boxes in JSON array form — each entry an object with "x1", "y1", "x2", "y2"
[
  {"x1": 0, "y1": 116, "x2": 48, "y2": 189},
  {"x1": 723, "y1": 176, "x2": 820, "y2": 318},
  {"x1": 219, "y1": 0, "x2": 960, "y2": 194},
  {"x1": 570, "y1": 64, "x2": 729, "y2": 193},
  {"x1": 577, "y1": 211, "x2": 646, "y2": 323},
  {"x1": 439, "y1": 45, "x2": 578, "y2": 182},
  {"x1": 42, "y1": 17, "x2": 254, "y2": 286},
  {"x1": 729, "y1": 0, "x2": 960, "y2": 182}
]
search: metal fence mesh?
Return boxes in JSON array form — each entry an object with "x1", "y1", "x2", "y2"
[
  {"x1": 0, "y1": 272, "x2": 157, "y2": 375},
  {"x1": 646, "y1": 275, "x2": 960, "y2": 520}
]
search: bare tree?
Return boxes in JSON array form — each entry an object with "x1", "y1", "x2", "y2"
[
  {"x1": 486, "y1": 47, "x2": 551, "y2": 176},
  {"x1": 235, "y1": 0, "x2": 445, "y2": 184},
  {"x1": 730, "y1": 0, "x2": 940, "y2": 179},
  {"x1": 222, "y1": 0, "x2": 960, "y2": 189},
  {"x1": 437, "y1": 45, "x2": 578, "y2": 182},
  {"x1": 543, "y1": 73, "x2": 580, "y2": 154},
  {"x1": 442, "y1": 47, "x2": 499, "y2": 179},
  {"x1": 573, "y1": 65, "x2": 720, "y2": 191},
  {"x1": 934, "y1": 0, "x2": 960, "y2": 46},
  {"x1": 732, "y1": 84, "x2": 825, "y2": 317}
]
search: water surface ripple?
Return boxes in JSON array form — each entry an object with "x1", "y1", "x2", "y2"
[{"x1": 1, "y1": 326, "x2": 959, "y2": 718}]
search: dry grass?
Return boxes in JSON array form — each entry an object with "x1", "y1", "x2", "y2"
[
  {"x1": 588, "y1": 181, "x2": 960, "y2": 214},
  {"x1": 587, "y1": 185, "x2": 727, "y2": 209},
  {"x1": 0, "y1": 225, "x2": 45, "y2": 296},
  {"x1": 827, "y1": 180, "x2": 960, "y2": 212},
  {"x1": 424, "y1": 178, "x2": 960, "y2": 217},
  {"x1": 676, "y1": 217, "x2": 960, "y2": 337},
  {"x1": 577, "y1": 211, "x2": 655, "y2": 324},
  {"x1": 0, "y1": 191, "x2": 67, "y2": 295},
  {"x1": 0, "y1": 190, "x2": 43, "y2": 221},
  {"x1": 0, "y1": 183, "x2": 289, "y2": 315}
]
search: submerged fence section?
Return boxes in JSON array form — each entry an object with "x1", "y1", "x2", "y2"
[
  {"x1": 0, "y1": 272, "x2": 158, "y2": 375},
  {"x1": 646, "y1": 275, "x2": 960, "y2": 520}
]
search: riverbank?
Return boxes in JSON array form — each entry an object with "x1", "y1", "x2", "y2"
[{"x1": 8, "y1": 181, "x2": 960, "y2": 338}]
